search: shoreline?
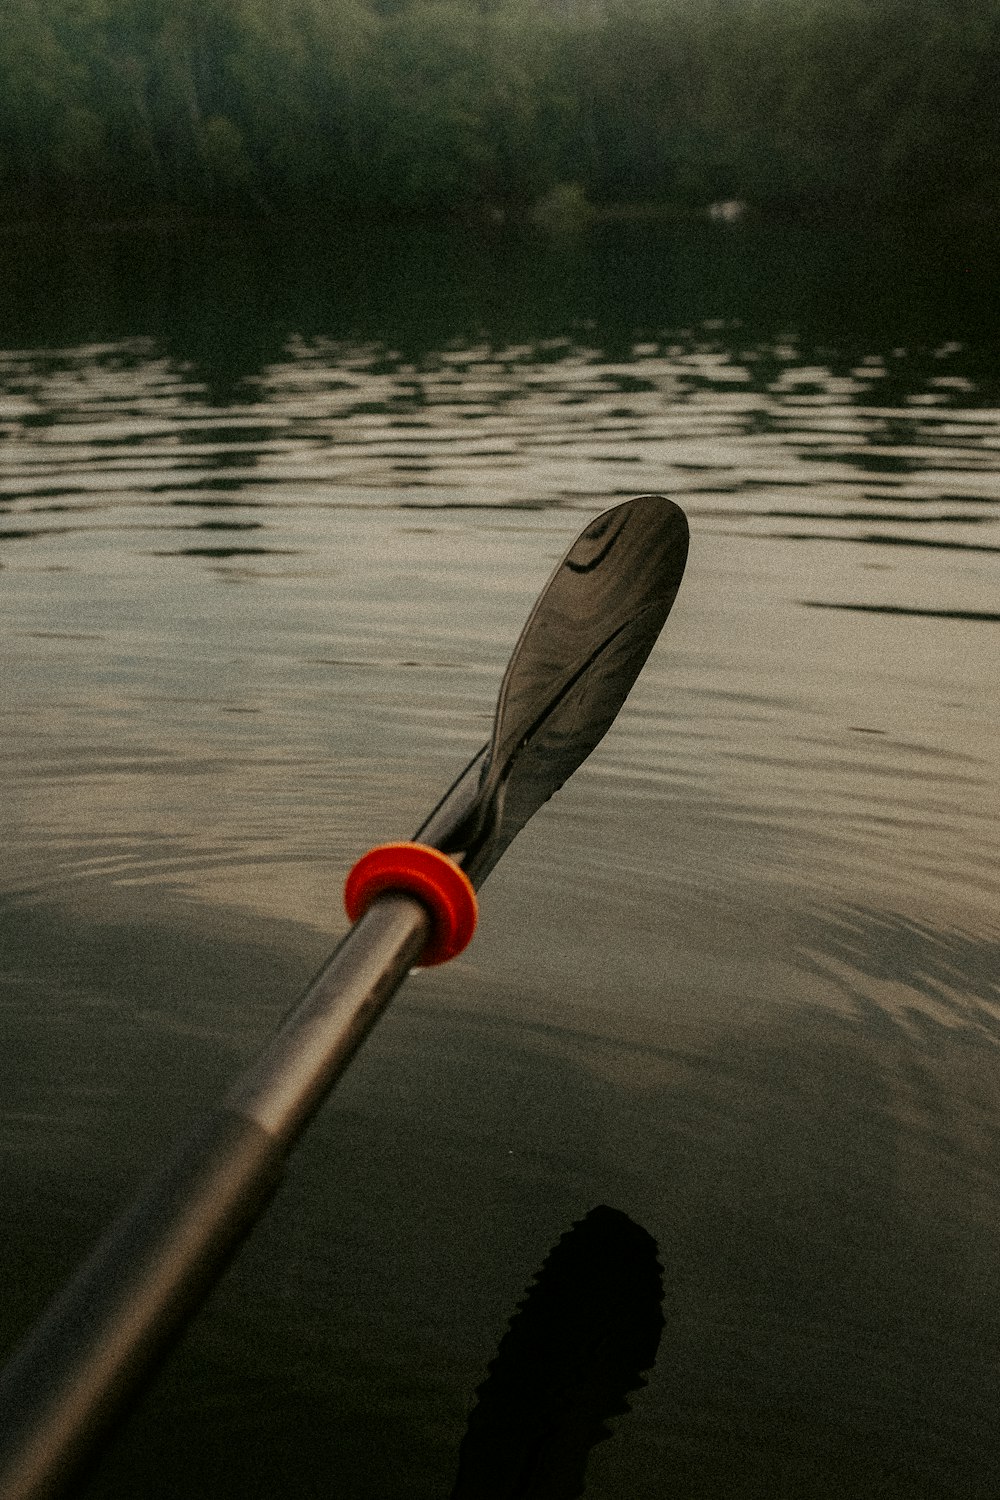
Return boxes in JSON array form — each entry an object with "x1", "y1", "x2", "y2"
[{"x1": 1, "y1": 193, "x2": 999, "y2": 239}]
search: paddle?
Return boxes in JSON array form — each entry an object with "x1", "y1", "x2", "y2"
[{"x1": 0, "y1": 495, "x2": 688, "y2": 1500}]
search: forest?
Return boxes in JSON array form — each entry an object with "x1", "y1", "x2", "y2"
[{"x1": 3, "y1": 0, "x2": 998, "y2": 223}]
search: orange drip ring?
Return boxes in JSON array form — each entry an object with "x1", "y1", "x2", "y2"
[{"x1": 343, "y1": 842, "x2": 478, "y2": 966}]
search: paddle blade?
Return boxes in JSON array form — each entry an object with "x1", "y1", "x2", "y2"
[
  {"x1": 419, "y1": 495, "x2": 688, "y2": 883},
  {"x1": 490, "y1": 494, "x2": 688, "y2": 788}
]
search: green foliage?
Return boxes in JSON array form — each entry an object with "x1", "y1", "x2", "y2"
[
  {"x1": 1, "y1": 0, "x2": 998, "y2": 219},
  {"x1": 358, "y1": 0, "x2": 562, "y2": 211}
]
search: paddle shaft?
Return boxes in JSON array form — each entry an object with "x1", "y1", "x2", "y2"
[{"x1": 0, "y1": 894, "x2": 430, "y2": 1500}]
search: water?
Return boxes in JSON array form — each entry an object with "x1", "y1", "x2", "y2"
[{"x1": 1, "y1": 218, "x2": 999, "y2": 1498}]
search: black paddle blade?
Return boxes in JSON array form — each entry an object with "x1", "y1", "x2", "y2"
[
  {"x1": 449, "y1": 1206, "x2": 665, "y2": 1500},
  {"x1": 417, "y1": 495, "x2": 688, "y2": 884}
]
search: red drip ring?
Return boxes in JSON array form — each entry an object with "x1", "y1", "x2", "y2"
[{"x1": 343, "y1": 842, "x2": 478, "y2": 967}]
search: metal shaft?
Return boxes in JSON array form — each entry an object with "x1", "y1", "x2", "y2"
[
  {"x1": 227, "y1": 894, "x2": 431, "y2": 1144},
  {"x1": 0, "y1": 894, "x2": 431, "y2": 1500}
]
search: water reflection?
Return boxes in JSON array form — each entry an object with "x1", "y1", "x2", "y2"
[
  {"x1": 1, "y1": 218, "x2": 999, "y2": 1498},
  {"x1": 2, "y1": 283, "x2": 998, "y2": 573},
  {"x1": 451, "y1": 1207, "x2": 663, "y2": 1499},
  {"x1": 801, "y1": 902, "x2": 1000, "y2": 1036}
]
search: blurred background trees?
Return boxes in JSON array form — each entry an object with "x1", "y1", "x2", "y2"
[{"x1": 2, "y1": 0, "x2": 997, "y2": 220}]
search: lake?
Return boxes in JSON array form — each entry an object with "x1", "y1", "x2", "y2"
[{"x1": 1, "y1": 216, "x2": 999, "y2": 1498}]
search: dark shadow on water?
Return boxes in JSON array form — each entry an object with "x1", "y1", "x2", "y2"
[
  {"x1": 153, "y1": 545, "x2": 301, "y2": 559},
  {"x1": 802, "y1": 601, "x2": 1000, "y2": 624},
  {"x1": 450, "y1": 1206, "x2": 664, "y2": 1500},
  {"x1": 5, "y1": 890, "x2": 1000, "y2": 1497}
]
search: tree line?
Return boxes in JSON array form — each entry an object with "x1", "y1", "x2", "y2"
[{"x1": 4, "y1": 0, "x2": 998, "y2": 221}]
